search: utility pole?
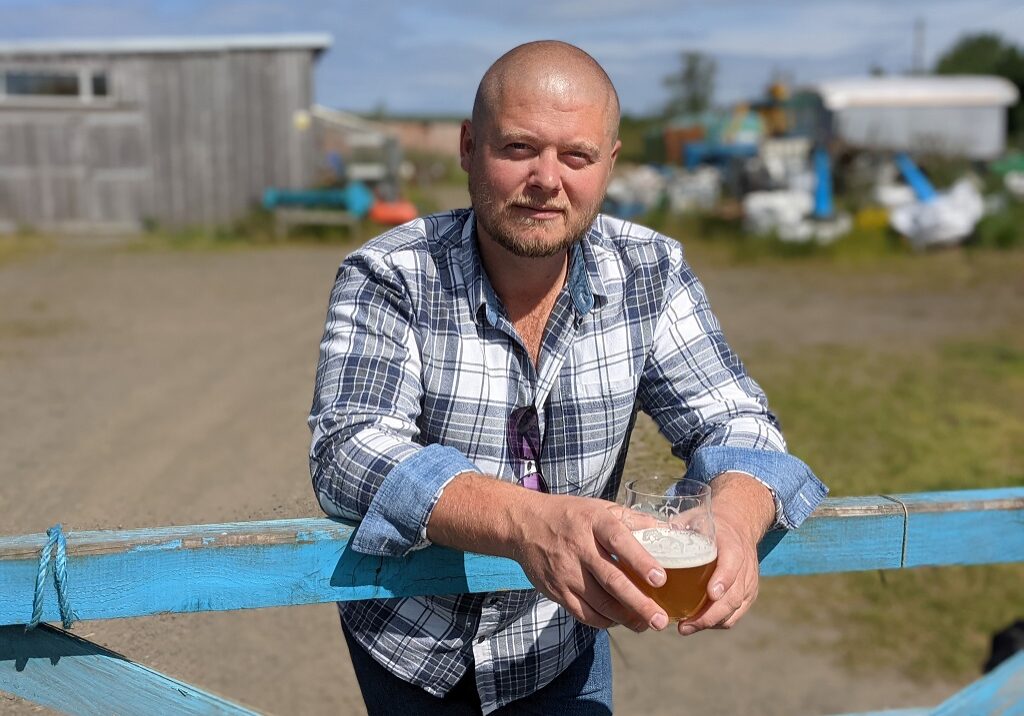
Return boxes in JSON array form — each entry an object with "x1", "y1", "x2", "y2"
[{"x1": 912, "y1": 17, "x2": 926, "y2": 74}]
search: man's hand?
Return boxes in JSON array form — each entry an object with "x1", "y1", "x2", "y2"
[
  {"x1": 427, "y1": 474, "x2": 670, "y2": 632},
  {"x1": 677, "y1": 471, "x2": 775, "y2": 636},
  {"x1": 510, "y1": 496, "x2": 671, "y2": 632}
]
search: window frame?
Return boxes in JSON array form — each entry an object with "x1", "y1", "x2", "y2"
[{"x1": 0, "y1": 64, "x2": 114, "y2": 106}]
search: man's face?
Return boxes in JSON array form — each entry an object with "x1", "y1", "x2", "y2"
[{"x1": 461, "y1": 82, "x2": 620, "y2": 258}]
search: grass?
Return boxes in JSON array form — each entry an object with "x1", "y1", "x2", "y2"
[
  {"x1": 757, "y1": 338, "x2": 1024, "y2": 496},
  {"x1": 125, "y1": 209, "x2": 369, "y2": 253},
  {"x1": 0, "y1": 231, "x2": 53, "y2": 267},
  {"x1": 755, "y1": 337, "x2": 1023, "y2": 679},
  {"x1": 625, "y1": 333, "x2": 1024, "y2": 681}
]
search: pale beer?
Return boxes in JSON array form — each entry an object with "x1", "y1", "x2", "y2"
[{"x1": 625, "y1": 528, "x2": 718, "y2": 621}]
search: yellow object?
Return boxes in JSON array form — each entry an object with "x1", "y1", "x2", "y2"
[
  {"x1": 854, "y1": 206, "x2": 890, "y2": 230},
  {"x1": 292, "y1": 109, "x2": 311, "y2": 132}
]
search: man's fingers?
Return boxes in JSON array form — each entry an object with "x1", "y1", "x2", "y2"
[
  {"x1": 579, "y1": 570, "x2": 651, "y2": 632},
  {"x1": 677, "y1": 600, "x2": 743, "y2": 635},
  {"x1": 706, "y1": 544, "x2": 742, "y2": 601},
  {"x1": 716, "y1": 576, "x2": 759, "y2": 629},
  {"x1": 594, "y1": 518, "x2": 666, "y2": 590},
  {"x1": 678, "y1": 568, "x2": 759, "y2": 635},
  {"x1": 566, "y1": 593, "x2": 616, "y2": 630},
  {"x1": 597, "y1": 542, "x2": 671, "y2": 629},
  {"x1": 682, "y1": 590, "x2": 742, "y2": 630},
  {"x1": 608, "y1": 504, "x2": 661, "y2": 532},
  {"x1": 721, "y1": 604, "x2": 749, "y2": 629}
]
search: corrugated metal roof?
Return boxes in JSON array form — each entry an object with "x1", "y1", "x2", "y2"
[
  {"x1": 813, "y1": 75, "x2": 1019, "y2": 110},
  {"x1": 0, "y1": 33, "x2": 332, "y2": 56}
]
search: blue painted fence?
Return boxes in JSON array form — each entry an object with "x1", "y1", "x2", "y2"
[{"x1": 1, "y1": 488, "x2": 1022, "y2": 715}]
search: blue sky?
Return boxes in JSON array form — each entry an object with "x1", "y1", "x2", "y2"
[{"x1": 2, "y1": 0, "x2": 1023, "y2": 116}]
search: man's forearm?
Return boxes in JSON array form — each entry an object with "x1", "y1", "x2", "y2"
[
  {"x1": 426, "y1": 473, "x2": 537, "y2": 559},
  {"x1": 710, "y1": 471, "x2": 776, "y2": 543}
]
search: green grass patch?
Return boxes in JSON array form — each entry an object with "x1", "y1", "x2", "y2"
[
  {"x1": 756, "y1": 336, "x2": 1022, "y2": 679},
  {"x1": 972, "y1": 198, "x2": 1024, "y2": 250},
  {"x1": 768, "y1": 562, "x2": 1023, "y2": 679},
  {"x1": 127, "y1": 209, "x2": 366, "y2": 253},
  {"x1": 756, "y1": 338, "x2": 1024, "y2": 496}
]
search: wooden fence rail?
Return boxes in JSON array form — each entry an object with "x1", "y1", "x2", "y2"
[{"x1": 1, "y1": 488, "x2": 1022, "y2": 715}]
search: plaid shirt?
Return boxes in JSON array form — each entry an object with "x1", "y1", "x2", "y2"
[{"x1": 308, "y1": 209, "x2": 826, "y2": 713}]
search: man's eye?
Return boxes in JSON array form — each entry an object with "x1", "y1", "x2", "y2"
[{"x1": 507, "y1": 143, "x2": 530, "y2": 151}]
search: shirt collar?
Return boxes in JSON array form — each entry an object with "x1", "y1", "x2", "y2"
[
  {"x1": 460, "y1": 214, "x2": 502, "y2": 327},
  {"x1": 461, "y1": 211, "x2": 608, "y2": 327}
]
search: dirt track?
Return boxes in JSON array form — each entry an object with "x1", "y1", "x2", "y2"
[{"x1": 3, "y1": 233, "x2": 1020, "y2": 715}]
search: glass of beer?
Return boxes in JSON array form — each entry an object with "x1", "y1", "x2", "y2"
[{"x1": 619, "y1": 476, "x2": 718, "y2": 621}]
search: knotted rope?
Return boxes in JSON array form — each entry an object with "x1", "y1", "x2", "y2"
[{"x1": 26, "y1": 523, "x2": 79, "y2": 631}]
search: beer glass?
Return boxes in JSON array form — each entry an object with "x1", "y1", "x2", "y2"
[{"x1": 619, "y1": 476, "x2": 718, "y2": 621}]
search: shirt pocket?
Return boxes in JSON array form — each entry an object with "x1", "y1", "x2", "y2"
[{"x1": 555, "y1": 376, "x2": 638, "y2": 495}]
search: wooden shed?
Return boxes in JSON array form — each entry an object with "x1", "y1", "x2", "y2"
[{"x1": 0, "y1": 34, "x2": 331, "y2": 232}]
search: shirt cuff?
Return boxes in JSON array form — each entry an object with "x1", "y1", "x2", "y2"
[
  {"x1": 684, "y1": 445, "x2": 828, "y2": 529},
  {"x1": 350, "y1": 443, "x2": 479, "y2": 556}
]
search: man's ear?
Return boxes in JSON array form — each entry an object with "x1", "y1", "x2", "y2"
[
  {"x1": 459, "y1": 120, "x2": 474, "y2": 173},
  {"x1": 609, "y1": 138, "x2": 621, "y2": 170}
]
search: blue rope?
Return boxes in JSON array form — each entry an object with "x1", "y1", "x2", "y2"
[
  {"x1": 27, "y1": 529, "x2": 54, "y2": 630},
  {"x1": 26, "y1": 523, "x2": 78, "y2": 631}
]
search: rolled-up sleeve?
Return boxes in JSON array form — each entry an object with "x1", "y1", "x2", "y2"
[
  {"x1": 308, "y1": 254, "x2": 477, "y2": 556},
  {"x1": 637, "y1": 244, "x2": 827, "y2": 528}
]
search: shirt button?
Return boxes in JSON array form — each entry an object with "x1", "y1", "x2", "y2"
[
  {"x1": 486, "y1": 597, "x2": 500, "y2": 607},
  {"x1": 475, "y1": 636, "x2": 486, "y2": 645}
]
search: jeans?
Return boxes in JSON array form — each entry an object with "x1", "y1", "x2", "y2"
[{"x1": 342, "y1": 622, "x2": 613, "y2": 715}]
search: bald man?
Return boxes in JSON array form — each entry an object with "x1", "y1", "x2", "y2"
[{"x1": 309, "y1": 41, "x2": 826, "y2": 715}]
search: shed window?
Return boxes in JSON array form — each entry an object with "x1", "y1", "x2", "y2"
[
  {"x1": 5, "y1": 70, "x2": 80, "y2": 96},
  {"x1": 91, "y1": 72, "x2": 108, "y2": 97}
]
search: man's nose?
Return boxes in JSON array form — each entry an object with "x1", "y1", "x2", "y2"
[{"x1": 528, "y1": 149, "x2": 561, "y2": 194}]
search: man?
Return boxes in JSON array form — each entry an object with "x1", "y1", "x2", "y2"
[{"x1": 309, "y1": 41, "x2": 826, "y2": 714}]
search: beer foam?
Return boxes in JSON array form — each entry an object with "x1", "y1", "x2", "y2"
[{"x1": 632, "y1": 528, "x2": 717, "y2": 569}]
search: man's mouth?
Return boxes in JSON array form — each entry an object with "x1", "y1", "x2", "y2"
[{"x1": 510, "y1": 203, "x2": 566, "y2": 218}]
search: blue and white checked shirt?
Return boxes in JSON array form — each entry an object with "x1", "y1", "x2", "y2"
[{"x1": 309, "y1": 209, "x2": 827, "y2": 713}]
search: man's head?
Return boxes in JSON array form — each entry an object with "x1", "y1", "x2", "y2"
[{"x1": 460, "y1": 41, "x2": 621, "y2": 259}]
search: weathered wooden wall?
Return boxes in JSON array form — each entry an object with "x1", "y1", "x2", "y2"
[{"x1": 0, "y1": 47, "x2": 318, "y2": 231}]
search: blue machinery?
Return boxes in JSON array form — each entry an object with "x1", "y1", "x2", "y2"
[{"x1": 812, "y1": 149, "x2": 939, "y2": 221}]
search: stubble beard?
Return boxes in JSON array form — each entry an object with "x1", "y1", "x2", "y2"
[{"x1": 468, "y1": 175, "x2": 601, "y2": 258}]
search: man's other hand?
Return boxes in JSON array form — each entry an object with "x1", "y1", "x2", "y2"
[{"x1": 676, "y1": 471, "x2": 774, "y2": 636}]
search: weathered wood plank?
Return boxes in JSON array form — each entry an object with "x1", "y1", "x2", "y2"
[
  {"x1": 0, "y1": 490, "x2": 1020, "y2": 627},
  {"x1": 835, "y1": 710, "x2": 930, "y2": 716},
  {"x1": 0, "y1": 624, "x2": 259, "y2": 715},
  {"x1": 930, "y1": 650, "x2": 1024, "y2": 715},
  {"x1": 757, "y1": 513, "x2": 904, "y2": 576},
  {"x1": 0, "y1": 519, "x2": 533, "y2": 625},
  {"x1": 905, "y1": 508, "x2": 1024, "y2": 568}
]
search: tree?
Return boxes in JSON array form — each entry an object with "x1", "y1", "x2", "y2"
[
  {"x1": 663, "y1": 51, "x2": 716, "y2": 118},
  {"x1": 934, "y1": 33, "x2": 1024, "y2": 137}
]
